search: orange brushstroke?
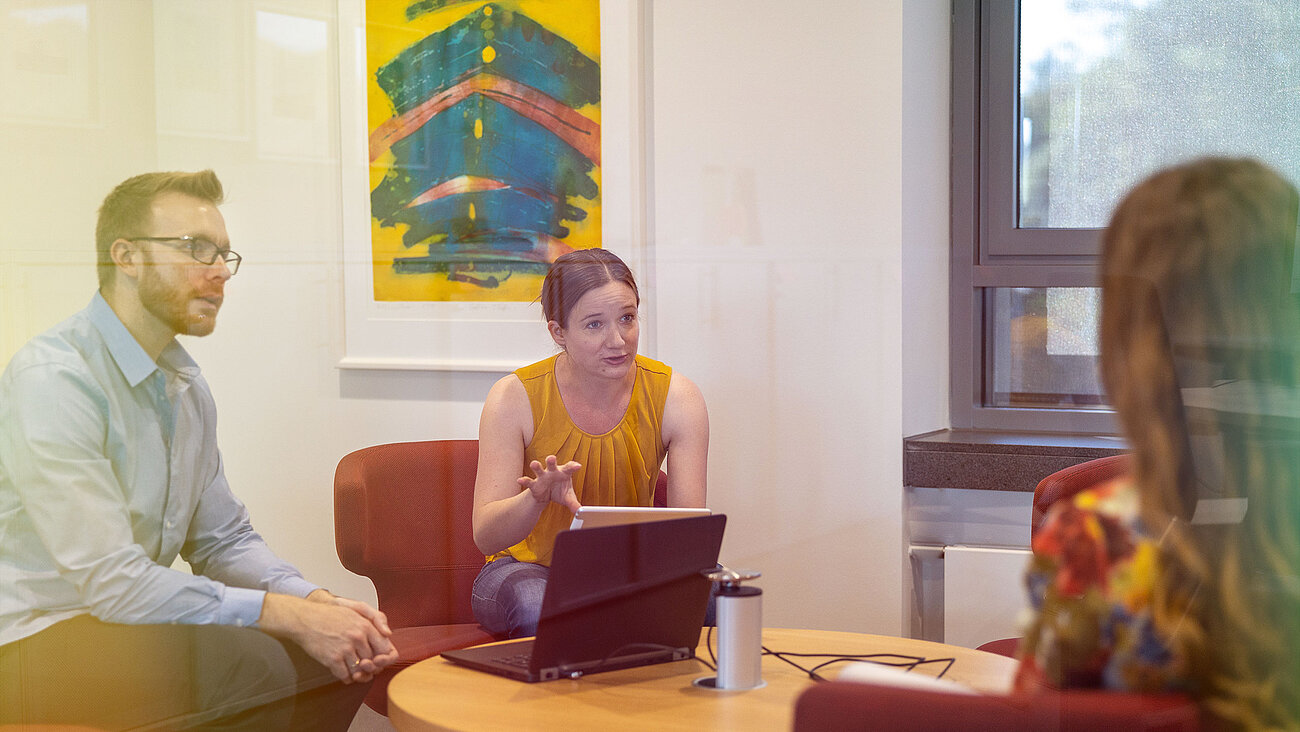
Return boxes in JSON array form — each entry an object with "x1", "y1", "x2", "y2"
[{"x1": 369, "y1": 73, "x2": 600, "y2": 166}]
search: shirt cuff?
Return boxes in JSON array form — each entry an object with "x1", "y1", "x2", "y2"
[
  {"x1": 219, "y1": 586, "x2": 268, "y2": 629},
  {"x1": 274, "y1": 576, "x2": 321, "y2": 600}
]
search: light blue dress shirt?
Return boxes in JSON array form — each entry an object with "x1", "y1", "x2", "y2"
[{"x1": 0, "y1": 293, "x2": 317, "y2": 646}]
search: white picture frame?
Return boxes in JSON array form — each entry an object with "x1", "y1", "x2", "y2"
[
  {"x1": 0, "y1": 0, "x2": 100, "y2": 126},
  {"x1": 153, "y1": 0, "x2": 249, "y2": 141},
  {"x1": 335, "y1": 0, "x2": 647, "y2": 372}
]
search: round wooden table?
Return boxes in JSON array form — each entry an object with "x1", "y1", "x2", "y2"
[{"x1": 387, "y1": 628, "x2": 1018, "y2": 731}]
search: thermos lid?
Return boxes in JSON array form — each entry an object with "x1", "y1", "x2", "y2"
[{"x1": 704, "y1": 566, "x2": 761, "y2": 587}]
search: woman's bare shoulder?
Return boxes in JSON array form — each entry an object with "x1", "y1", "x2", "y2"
[{"x1": 480, "y1": 373, "x2": 532, "y2": 436}]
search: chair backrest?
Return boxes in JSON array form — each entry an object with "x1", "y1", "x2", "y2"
[
  {"x1": 1032, "y1": 453, "x2": 1131, "y2": 540},
  {"x1": 334, "y1": 439, "x2": 672, "y2": 628},
  {"x1": 334, "y1": 440, "x2": 482, "y2": 628},
  {"x1": 794, "y1": 682, "x2": 1201, "y2": 732}
]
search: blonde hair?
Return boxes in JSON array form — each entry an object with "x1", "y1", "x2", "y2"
[
  {"x1": 1100, "y1": 157, "x2": 1300, "y2": 729},
  {"x1": 95, "y1": 170, "x2": 225, "y2": 290}
]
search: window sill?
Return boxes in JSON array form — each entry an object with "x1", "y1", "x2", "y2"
[{"x1": 904, "y1": 429, "x2": 1127, "y2": 493}]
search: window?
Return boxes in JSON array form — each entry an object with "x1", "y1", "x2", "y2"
[{"x1": 951, "y1": 0, "x2": 1300, "y2": 432}]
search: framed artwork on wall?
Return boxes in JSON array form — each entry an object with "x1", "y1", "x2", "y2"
[
  {"x1": 255, "y1": 9, "x2": 332, "y2": 161},
  {"x1": 0, "y1": 1, "x2": 100, "y2": 126},
  {"x1": 153, "y1": 1, "x2": 248, "y2": 141},
  {"x1": 337, "y1": 0, "x2": 648, "y2": 371}
]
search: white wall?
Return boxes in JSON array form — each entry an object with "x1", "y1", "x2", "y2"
[
  {"x1": 0, "y1": 0, "x2": 950, "y2": 635},
  {"x1": 900, "y1": 0, "x2": 954, "y2": 634},
  {"x1": 651, "y1": 0, "x2": 918, "y2": 633},
  {"x1": 902, "y1": 1, "x2": 952, "y2": 439}
]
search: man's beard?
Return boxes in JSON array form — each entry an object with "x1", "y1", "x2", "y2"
[{"x1": 138, "y1": 266, "x2": 218, "y2": 337}]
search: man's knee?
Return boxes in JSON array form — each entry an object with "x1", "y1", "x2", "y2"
[
  {"x1": 192, "y1": 625, "x2": 300, "y2": 714},
  {"x1": 190, "y1": 625, "x2": 360, "y2": 731},
  {"x1": 0, "y1": 618, "x2": 306, "y2": 729}
]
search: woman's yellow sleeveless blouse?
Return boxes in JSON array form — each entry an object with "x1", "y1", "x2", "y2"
[{"x1": 490, "y1": 354, "x2": 672, "y2": 566}]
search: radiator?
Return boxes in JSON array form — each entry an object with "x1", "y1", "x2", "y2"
[{"x1": 942, "y1": 545, "x2": 1031, "y2": 649}]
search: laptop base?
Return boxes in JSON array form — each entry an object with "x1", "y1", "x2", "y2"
[{"x1": 443, "y1": 639, "x2": 695, "y2": 682}]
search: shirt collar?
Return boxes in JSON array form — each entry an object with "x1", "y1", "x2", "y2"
[{"x1": 87, "y1": 292, "x2": 198, "y2": 387}]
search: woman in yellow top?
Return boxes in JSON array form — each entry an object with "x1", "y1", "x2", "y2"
[{"x1": 470, "y1": 249, "x2": 710, "y2": 638}]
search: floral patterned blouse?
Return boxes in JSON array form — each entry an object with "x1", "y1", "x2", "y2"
[{"x1": 1015, "y1": 477, "x2": 1189, "y2": 693}]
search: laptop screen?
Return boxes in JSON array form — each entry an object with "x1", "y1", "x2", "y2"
[
  {"x1": 442, "y1": 513, "x2": 726, "y2": 681},
  {"x1": 532, "y1": 514, "x2": 726, "y2": 672},
  {"x1": 569, "y1": 505, "x2": 712, "y2": 530}
]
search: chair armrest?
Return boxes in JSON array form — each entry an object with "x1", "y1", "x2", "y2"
[{"x1": 334, "y1": 457, "x2": 369, "y2": 573}]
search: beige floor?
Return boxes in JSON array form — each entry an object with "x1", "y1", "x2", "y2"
[{"x1": 348, "y1": 703, "x2": 397, "y2": 732}]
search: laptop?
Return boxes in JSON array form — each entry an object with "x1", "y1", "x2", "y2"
[
  {"x1": 569, "y1": 505, "x2": 712, "y2": 530},
  {"x1": 441, "y1": 513, "x2": 726, "y2": 682}
]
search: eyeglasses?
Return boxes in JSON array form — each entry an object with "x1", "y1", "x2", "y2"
[{"x1": 128, "y1": 236, "x2": 242, "y2": 275}]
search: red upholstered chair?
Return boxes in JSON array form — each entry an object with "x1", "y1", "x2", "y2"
[
  {"x1": 652, "y1": 469, "x2": 668, "y2": 507},
  {"x1": 334, "y1": 439, "x2": 502, "y2": 715},
  {"x1": 334, "y1": 439, "x2": 671, "y2": 714},
  {"x1": 974, "y1": 453, "x2": 1133, "y2": 659},
  {"x1": 973, "y1": 637, "x2": 1021, "y2": 659},
  {"x1": 793, "y1": 682, "x2": 1201, "y2": 732},
  {"x1": 1031, "y1": 453, "x2": 1132, "y2": 540},
  {"x1": 844, "y1": 453, "x2": 1195, "y2": 730}
]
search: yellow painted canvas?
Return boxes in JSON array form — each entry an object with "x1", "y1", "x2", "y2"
[{"x1": 365, "y1": 0, "x2": 601, "y2": 302}]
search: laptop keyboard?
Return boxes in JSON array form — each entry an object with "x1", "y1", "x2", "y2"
[{"x1": 495, "y1": 653, "x2": 533, "y2": 669}]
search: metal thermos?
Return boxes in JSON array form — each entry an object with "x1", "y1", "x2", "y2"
[
  {"x1": 695, "y1": 568, "x2": 764, "y2": 691},
  {"x1": 716, "y1": 583, "x2": 763, "y2": 689}
]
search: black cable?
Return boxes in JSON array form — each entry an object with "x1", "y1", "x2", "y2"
[
  {"x1": 702, "y1": 625, "x2": 958, "y2": 683},
  {"x1": 761, "y1": 645, "x2": 820, "y2": 678},
  {"x1": 758, "y1": 648, "x2": 959, "y2": 683}
]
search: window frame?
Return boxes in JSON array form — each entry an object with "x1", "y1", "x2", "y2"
[{"x1": 949, "y1": 0, "x2": 1118, "y2": 433}]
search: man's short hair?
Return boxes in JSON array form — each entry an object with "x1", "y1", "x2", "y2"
[{"x1": 95, "y1": 170, "x2": 225, "y2": 290}]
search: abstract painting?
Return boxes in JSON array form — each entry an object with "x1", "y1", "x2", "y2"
[{"x1": 365, "y1": 0, "x2": 601, "y2": 302}]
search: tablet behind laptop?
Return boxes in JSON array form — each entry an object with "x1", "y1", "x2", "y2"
[
  {"x1": 569, "y1": 505, "x2": 711, "y2": 530},
  {"x1": 441, "y1": 513, "x2": 726, "y2": 682}
]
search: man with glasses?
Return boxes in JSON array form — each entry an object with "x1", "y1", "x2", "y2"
[{"x1": 0, "y1": 170, "x2": 397, "y2": 730}]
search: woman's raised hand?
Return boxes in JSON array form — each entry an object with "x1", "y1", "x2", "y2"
[{"x1": 519, "y1": 455, "x2": 582, "y2": 513}]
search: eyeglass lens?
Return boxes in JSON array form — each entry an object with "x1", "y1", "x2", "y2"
[
  {"x1": 131, "y1": 237, "x2": 241, "y2": 274},
  {"x1": 185, "y1": 239, "x2": 241, "y2": 275}
]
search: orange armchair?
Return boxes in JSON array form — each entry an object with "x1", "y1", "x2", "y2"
[{"x1": 333, "y1": 439, "x2": 501, "y2": 715}]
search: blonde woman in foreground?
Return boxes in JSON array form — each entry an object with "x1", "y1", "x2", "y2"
[{"x1": 1017, "y1": 157, "x2": 1300, "y2": 730}]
